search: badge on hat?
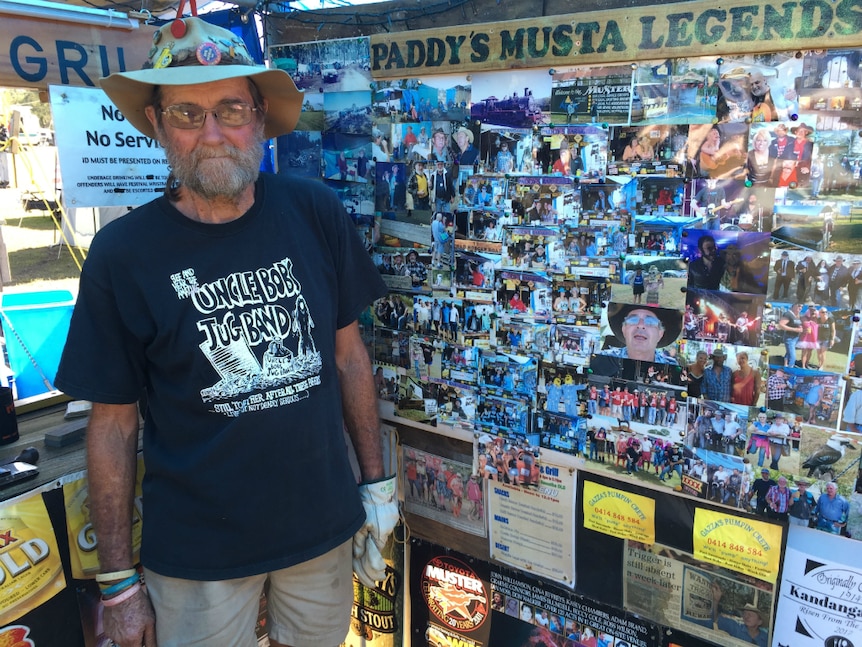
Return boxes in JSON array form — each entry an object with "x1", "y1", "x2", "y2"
[{"x1": 196, "y1": 42, "x2": 222, "y2": 66}]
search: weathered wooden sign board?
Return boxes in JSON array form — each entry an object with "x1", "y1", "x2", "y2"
[
  {"x1": 369, "y1": 0, "x2": 862, "y2": 77},
  {"x1": 0, "y1": 15, "x2": 155, "y2": 90}
]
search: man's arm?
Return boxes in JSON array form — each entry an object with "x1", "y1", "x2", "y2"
[
  {"x1": 87, "y1": 402, "x2": 140, "y2": 570},
  {"x1": 336, "y1": 321, "x2": 385, "y2": 482},
  {"x1": 87, "y1": 402, "x2": 157, "y2": 646}
]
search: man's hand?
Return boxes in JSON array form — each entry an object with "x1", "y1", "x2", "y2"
[
  {"x1": 352, "y1": 476, "x2": 399, "y2": 587},
  {"x1": 103, "y1": 587, "x2": 157, "y2": 647}
]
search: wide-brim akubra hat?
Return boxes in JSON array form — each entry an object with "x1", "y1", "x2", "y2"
[
  {"x1": 452, "y1": 126, "x2": 474, "y2": 144},
  {"x1": 791, "y1": 122, "x2": 815, "y2": 136},
  {"x1": 741, "y1": 603, "x2": 763, "y2": 618},
  {"x1": 606, "y1": 302, "x2": 682, "y2": 348},
  {"x1": 100, "y1": 17, "x2": 302, "y2": 140}
]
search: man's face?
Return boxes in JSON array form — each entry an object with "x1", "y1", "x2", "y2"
[
  {"x1": 700, "y1": 238, "x2": 717, "y2": 260},
  {"x1": 621, "y1": 309, "x2": 664, "y2": 355},
  {"x1": 148, "y1": 78, "x2": 265, "y2": 201},
  {"x1": 775, "y1": 125, "x2": 787, "y2": 138},
  {"x1": 826, "y1": 483, "x2": 838, "y2": 497},
  {"x1": 749, "y1": 73, "x2": 768, "y2": 97}
]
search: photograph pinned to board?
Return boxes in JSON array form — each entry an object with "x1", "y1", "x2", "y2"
[
  {"x1": 323, "y1": 90, "x2": 372, "y2": 136},
  {"x1": 610, "y1": 125, "x2": 689, "y2": 174},
  {"x1": 685, "y1": 122, "x2": 749, "y2": 180},
  {"x1": 275, "y1": 130, "x2": 322, "y2": 179},
  {"x1": 497, "y1": 270, "x2": 553, "y2": 322},
  {"x1": 548, "y1": 324, "x2": 603, "y2": 368},
  {"x1": 372, "y1": 327, "x2": 410, "y2": 373},
  {"x1": 714, "y1": 53, "x2": 802, "y2": 124},
  {"x1": 541, "y1": 125, "x2": 609, "y2": 181},
  {"x1": 533, "y1": 399, "x2": 585, "y2": 455},
  {"x1": 317, "y1": 36, "x2": 373, "y2": 93},
  {"x1": 550, "y1": 64, "x2": 634, "y2": 126},
  {"x1": 494, "y1": 320, "x2": 552, "y2": 361},
  {"x1": 321, "y1": 131, "x2": 371, "y2": 182},
  {"x1": 434, "y1": 379, "x2": 478, "y2": 433},
  {"x1": 403, "y1": 445, "x2": 486, "y2": 536},
  {"x1": 269, "y1": 40, "x2": 325, "y2": 92},
  {"x1": 474, "y1": 390, "x2": 534, "y2": 447},
  {"x1": 395, "y1": 373, "x2": 440, "y2": 426},
  {"x1": 631, "y1": 57, "x2": 716, "y2": 125},
  {"x1": 476, "y1": 126, "x2": 532, "y2": 174},
  {"x1": 470, "y1": 67, "x2": 551, "y2": 129}
]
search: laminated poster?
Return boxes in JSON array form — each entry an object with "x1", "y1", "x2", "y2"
[
  {"x1": 0, "y1": 488, "x2": 66, "y2": 627},
  {"x1": 488, "y1": 462, "x2": 575, "y2": 587},
  {"x1": 772, "y1": 525, "x2": 862, "y2": 647}
]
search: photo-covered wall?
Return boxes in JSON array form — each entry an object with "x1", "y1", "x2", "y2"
[{"x1": 270, "y1": 22, "x2": 862, "y2": 647}]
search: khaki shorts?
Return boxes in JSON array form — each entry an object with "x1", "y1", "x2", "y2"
[{"x1": 144, "y1": 539, "x2": 353, "y2": 647}]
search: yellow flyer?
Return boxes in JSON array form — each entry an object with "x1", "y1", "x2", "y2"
[
  {"x1": 582, "y1": 480, "x2": 655, "y2": 544},
  {"x1": 692, "y1": 508, "x2": 783, "y2": 584},
  {"x1": 0, "y1": 488, "x2": 67, "y2": 626},
  {"x1": 64, "y1": 455, "x2": 146, "y2": 579}
]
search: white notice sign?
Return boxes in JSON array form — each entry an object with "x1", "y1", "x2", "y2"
[{"x1": 50, "y1": 84, "x2": 169, "y2": 209}]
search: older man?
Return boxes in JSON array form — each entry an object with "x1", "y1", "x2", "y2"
[
  {"x1": 788, "y1": 479, "x2": 816, "y2": 527},
  {"x1": 55, "y1": 18, "x2": 397, "y2": 647},
  {"x1": 711, "y1": 581, "x2": 768, "y2": 647},
  {"x1": 601, "y1": 303, "x2": 681, "y2": 364},
  {"x1": 814, "y1": 481, "x2": 850, "y2": 535}
]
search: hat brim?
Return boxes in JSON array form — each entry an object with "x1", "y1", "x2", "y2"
[
  {"x1": 606, "y1": 303, "x2": 682, "y2": 348},
  {"x1": 100, "y1": 66, "x2": 302, "y2": 140}
]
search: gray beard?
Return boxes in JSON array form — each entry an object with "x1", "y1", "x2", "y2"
[{"x1": 160, "y1": 125, "x2": 265, "y2": 200}]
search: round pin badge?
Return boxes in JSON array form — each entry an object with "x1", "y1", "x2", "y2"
[{"x1": 196, "y1": 42, "x2": 222, "y2": 66}]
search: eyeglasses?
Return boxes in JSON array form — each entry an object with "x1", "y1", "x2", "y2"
[
  {"x1": 622, "y1": 314, "x2": 663, "y2": 328},
  {"x1": 160, "y1": 102, "x2": 259, "y2": 129}
]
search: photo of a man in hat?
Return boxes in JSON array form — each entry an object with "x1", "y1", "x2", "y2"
[
  {"x1": 710, "y1": 580, "x2": 769, "y2": 647},
  {"x1": 55, "y1": 16, "x2": 396, "y2": 647},
  {"x1": 451, "y1": 126, "x2": 479, "y2": 166},
  {"x1": 600, "y1": 303, "x2": 682, "y2": 364}
]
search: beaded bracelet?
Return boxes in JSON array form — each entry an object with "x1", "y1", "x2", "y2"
[
  {"x1": 99, "y1": 573, "x2": 140, "y2": 596},
  {"x1": 102, "y1": 582, "x2": 141, "y2": 607},
  {"x1": 95, "y1": 569, "x2": 137, "y2": 583}
]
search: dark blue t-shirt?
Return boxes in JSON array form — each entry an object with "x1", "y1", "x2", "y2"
[{"x1": 56, "y1": 173, "x2": 387, "y2": 579}]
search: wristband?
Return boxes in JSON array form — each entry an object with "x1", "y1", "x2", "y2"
[
  {"x1": 102, "y1": 582, "x2": 141, "y2": 607},
  {"x1": 95, "y1": 569, "x2": 137, "y2": 583},
  {"x1": 99, "y1": 573, "x2": 140, "y2": 596}
]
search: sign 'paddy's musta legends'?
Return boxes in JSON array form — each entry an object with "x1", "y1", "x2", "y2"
[{"x1": 369, "y1": 0, "x2": 862, "y2": 77}]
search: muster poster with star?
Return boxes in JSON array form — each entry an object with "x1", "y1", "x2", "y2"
[{"x1": 410, "y1": 540, "x2": 492, "y2": 647}]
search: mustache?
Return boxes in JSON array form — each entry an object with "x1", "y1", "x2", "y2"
[{"x1": 191, "y1": 145, "x2": 244, "y2": 161}]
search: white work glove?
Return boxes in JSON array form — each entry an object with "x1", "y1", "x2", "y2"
[{"x1": 352, "y1": 475, "x2": 399, "y2": 587}]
